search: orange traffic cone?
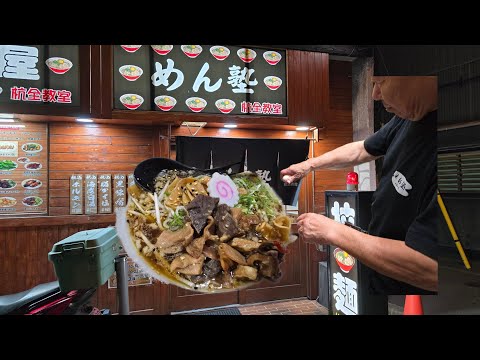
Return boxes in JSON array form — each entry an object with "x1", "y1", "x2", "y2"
[{"x1": 403, "y1": 295, "x2": 423, "y2": 315}]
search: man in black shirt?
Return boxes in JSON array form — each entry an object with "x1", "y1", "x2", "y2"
[{"x1": 281, "y1": 76, "x2": 438, "y2": 295}]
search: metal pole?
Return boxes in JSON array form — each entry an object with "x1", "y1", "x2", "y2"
[
  {"x1": 437, "y1": 190, "x2": 471, "y2": 270},
  {"x1": 114, "y1": 255, "x2": 130, "y2": 315}
]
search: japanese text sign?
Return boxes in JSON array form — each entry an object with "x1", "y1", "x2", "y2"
[
  {"x1": 0, "y1": 45, "x2": 79, "y2": 108},
  {"x1": 113, "y1": 45, "x2": 286, "y2": 116}
]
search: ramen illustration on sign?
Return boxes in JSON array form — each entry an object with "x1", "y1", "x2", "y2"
[
  {"x1": 215, "y1": 99, "x2": 236, "y2": 114},
  {"x1": 237, "y1": 48, "x2": 257, "y2": 63},
  {"x1": 0, "y1": 197, "x2": 17, "y2": 207},
  {"x1": 154, "y1": 96, "x2": 177, "y2": 111},
  {"x1": 263, "y1": 51, "x2": 282, "y2": 65},
  {"x1": 181, "y1": 45, "x2": 203, "y2": 58},
  {"x1": 264, "y1": 76, "x2": 283, "y2": 90},
  {"x1": 210, "y1": 46, "x2": 230, "y2": 61},
  {"x1": 151, "y1": 45, "x2": 173, "y2": 55},
  {"x1": 186, "y1": 97, "x2": 207, "y2": 112},
  {"x1": 22, "y1": 143, "x2": 42, "y2": 153},
  {"x1": 119, "y1": 65, "x2": 143, "y2": 81},
  {"x1": 120, "y1": 94, "x2": 144, "y2": 110},
  {"x1": 45, "y1": 57, "x2": 73, "y2": 74},
  {"x1": 121, "y1": 45, "x2": 142, "y2": 53},
  {"x1": 334, "y1": 248, "x2": 355, "y2": 273}
]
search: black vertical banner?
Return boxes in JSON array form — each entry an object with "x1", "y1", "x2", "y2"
[
  {"x1": 175, "y1": 137, "x2": 212, "y2": 170},
  {"x1": 210, "y1": 138, "x2": 246, "y2": 168},
  {"x1": 175, "y1": 137, "x2": 310, "y2": 205},
  {"x1": 244, "y1": 139, "x2": 280, "y2": 194},
  {"x1": 277, "y1": 140, "x2": 310, "y2": 205}
]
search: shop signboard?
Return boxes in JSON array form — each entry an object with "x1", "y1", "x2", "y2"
[
  {"x1": 0, "y1": 45, "x2": 80, "y2": 110},
  {"x1": 113, "y1": 45, "x2": 287, "y2": 116}
]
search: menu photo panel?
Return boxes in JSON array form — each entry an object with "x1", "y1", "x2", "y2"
[{"x1": 0, "y1": 122, "x2": 48, "y2": 215}]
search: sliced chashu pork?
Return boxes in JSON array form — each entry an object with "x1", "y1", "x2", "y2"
[
  {"x1": 230, "y1": 238, "x2": 261, "y2": 253},
  {"x1": 186, "y1": 216, "x2": 215, "y2": 258},
  {"x1": 156, "y1": 223, "x2": 194, "y2": 254},
  {"x1": 170, "y1": 254, "x2": 205, "y2": 275}
]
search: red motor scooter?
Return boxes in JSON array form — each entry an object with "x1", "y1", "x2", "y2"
[{"x1": 0, "y1": 281, "x2": 104, "y2": 315}]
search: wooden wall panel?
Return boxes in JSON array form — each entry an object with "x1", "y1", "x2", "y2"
[
  {"x1": 313, "y1": 60, "x2": 353, "y2": 214},
  {"x1": 287, "y1": 51, "x2": 329, "y2": 127},
  {"x1": 49, "y1": 122, "x2": 154, "y2": 215}
]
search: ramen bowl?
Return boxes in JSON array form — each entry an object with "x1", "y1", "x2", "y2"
[
  {"x1": 210, "y1": 46, "x2": 230, "y2": 60},
  {"x1": 264, "y1": 76, "x2": 283, "y2": 90},
  {"x1": 154, "y1": 95, "x2": 177, "y2": 111},
  {"x1": 215, "y1": 99, "x2": 236, "y2": 114},
  {"x1": 121, "y1": 45, "x2": 142, "y2": 53},
  {"x1": 45, "y1": 57, "x2": 73, "y2": 74},
  {"x1": 151, "y1": 45, "x2": 173, "y2": 55},
  {"x1": 237, "y1": 48, "x2": 256, "y2": 63},
  {"x1": 181, "y1": 45, "x2": 203, "y2": 58},
  {"x1": 120, "y1": 94, "x2": 144, "y2": 110},
  {"x1": 119, "y1": 65, "x2": 143, "y2": 81},
  {"x1": 263, "y1": 51, "x2": 282, "y2": 65},
  {"x1": 334, "y1": 248, "x2": 355, "y2": 273},
  {"x1": 186, "y1": 97, "x2": 207, "y2": 113}
]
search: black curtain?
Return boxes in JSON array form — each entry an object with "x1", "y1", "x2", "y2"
[{"x1": 176, "y1": 136, "x2": 309, "y2": 205}]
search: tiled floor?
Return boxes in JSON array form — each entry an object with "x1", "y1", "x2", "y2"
[
  {"x1": 174, "y1": 298, "x2": 329, "y2": 315},
  {"x1": 238, "y1": 298, "x2": 328, "y2": 315}
]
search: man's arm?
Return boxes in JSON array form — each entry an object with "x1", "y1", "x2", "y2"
[
  {"x1": 308, "y1": 140, "x2": 379, "y2": 170},
  {"x1": 281, "y1": 140, "x2": 380, "y2": 184},
  {"x1": 328, "y1": 220, "x2": 438, "y2": 292}
]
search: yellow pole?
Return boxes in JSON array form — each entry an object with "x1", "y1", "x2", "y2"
[{"x1": 437, "y1": 190, "x2": 471, "y2": 270}]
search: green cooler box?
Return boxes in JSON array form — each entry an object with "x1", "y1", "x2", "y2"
[{"x1": 48, "y1": 227, "x2": 122, "y2": 291}]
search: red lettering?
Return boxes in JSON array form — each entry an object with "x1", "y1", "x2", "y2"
[
  {"x1": 10, "y1": 86, "x2": 27, "y2": 101},
  {"x1": 26, "y1": 87, "x2": 42, "y2": 101},
  {"x1": 56, "y1": 90, "x2": 72, "y2": 104}
]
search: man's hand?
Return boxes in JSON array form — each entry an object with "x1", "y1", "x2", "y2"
[
  {"x1": 297, "y1": 212, "x2": 335, "y2": 245},
  {"x1": 280, "y1": 161, "x2": 311, "y2": 184}
]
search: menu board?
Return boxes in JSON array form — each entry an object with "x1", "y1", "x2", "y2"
[
  {"x1": 113, "y1": 45, "x2": 287, "y2": 116},
  {"x1": 0, "y1": 45, "x2": 80, "y2": 109},
  {"x1": 85, "y1": 174, "x2": 97, "y2": 214},
  {"x1": 98, "y1": 174, "x2": 112, "y2": 214},
  {"x1": 69, "y1": 175, "x2": 83, "y2": 214},
  {"x1": 0, "y1": 122, "x2": 48, "y2": 215},
  {"x1": 113, "y1": 174, "x2": 126, "y2": 209}
]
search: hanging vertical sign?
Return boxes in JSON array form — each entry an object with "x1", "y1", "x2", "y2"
[
  {"x1": 69, "y1": 174, "x2": 83, "y2": 214},
  {"x1": 84, "y1": 174, "x2": 97, "y2": 214},
  {"x1": 98, "y1": 174, "x2": 112, "y2": 214},
  {"x1": 113, "y1": 174, "x2": 126, "y2": 209}
]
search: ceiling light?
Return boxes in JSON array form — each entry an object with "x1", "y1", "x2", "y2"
[
  {"x1": 0, "y1": 119, "x2": 15, "y2": 123},
  {"x1": 0, "y1": 113, "x2": 14, "y2": 119},
  {"x1": 296, "y1": 126, "x2": 310, "y2": 131},
  {"x1": 224, "y1": 124, "x2": 237, "y2": 128},
  {"x1": 76, "y1": 118, "x2": 93, "y2": 123}
]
